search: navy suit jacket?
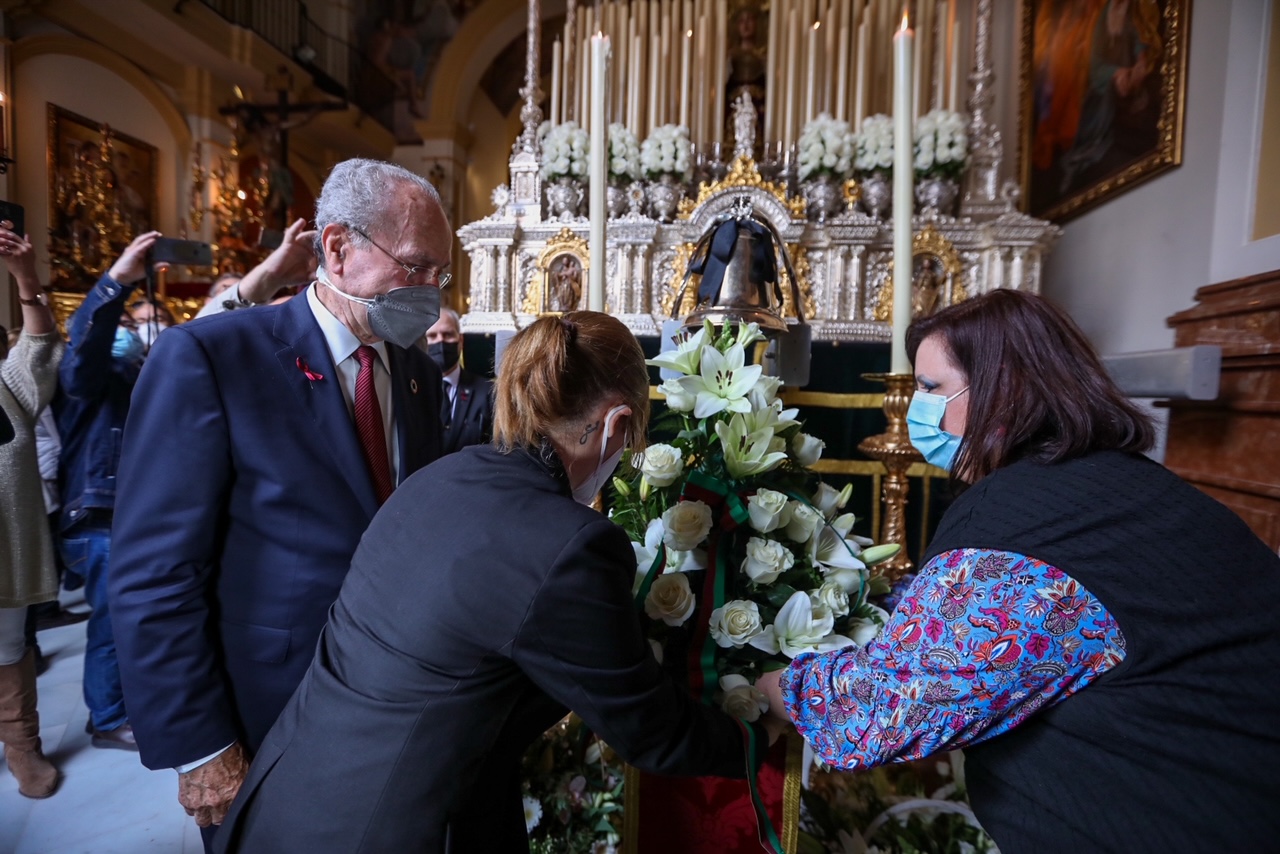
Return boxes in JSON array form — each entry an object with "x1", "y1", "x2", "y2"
[
  {"x1": 441, "y1": 367, "x2": 492, "y2": 455},
  {"x1": 109, "y1": 293, "x2": 443, "y2": 770}
]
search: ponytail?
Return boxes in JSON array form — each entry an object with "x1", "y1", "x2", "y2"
[{"x1": 493, "y1": 311, "x2": 649, "y2": 453}]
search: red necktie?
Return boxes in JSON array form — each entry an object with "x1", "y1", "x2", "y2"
[{"x1": 354, "y1": 346, "x2": 394, "y2": 505}]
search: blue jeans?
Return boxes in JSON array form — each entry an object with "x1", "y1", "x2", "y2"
[{"x1": 59, "y1": 526, "x2": 128, "y2": 732}]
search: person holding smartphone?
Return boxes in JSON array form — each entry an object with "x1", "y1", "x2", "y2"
[{"x1": 0, "y1": 222, "x2": 64, "y2": 797}]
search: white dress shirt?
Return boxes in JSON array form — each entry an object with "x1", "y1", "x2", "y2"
[{"x1": 306, "y1": 284, "x2": 400, "y2": 480}]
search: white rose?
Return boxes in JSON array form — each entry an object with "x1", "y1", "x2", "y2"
[
  {"x1": 644, "y1": 572, "x2": 697, "y2": 626},
  {"x1": 791, "y1": 433, "x2": 825, "y2": 467},
  {"x1": 662, "y1": 501, "x2": 713, "y2": 551},
  {"x1": 784, "y1": 501, "x2": 823, "y2": 544},
  {"x1": 813, "y1": 580, "x2": 851, "y2": 618},
  {"x1": 718, "y1": 674, "x2": 769, "y2": 722},
  {"x1": 846, "y1": 604, "x2": 891, "y2": 645},
  {"x1": 638, "y1": 443, "x2": 684, "y2": 487},
  {"x1": 742, "y1": 536, "x2": 795, "y2": 585},
  {"x1": 747, "y1": 488, "x2": 792, "y2": 533},
  {"x1": 659, "y1": 378, "x2": 697, "y2": 412},
  {"x1": 709, "y1": 599, "x2": 765, "y2": 648}
]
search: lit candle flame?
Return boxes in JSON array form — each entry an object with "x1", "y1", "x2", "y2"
[
  {"x1": 813, "y1": 21, "x2": 821, "y2": 31},
  {"x1": 899, "y1": 9, "x2": 910, "y2": 32},
  {"x1": 686, "y1": 29, "x2": 693, "y2": 38}
]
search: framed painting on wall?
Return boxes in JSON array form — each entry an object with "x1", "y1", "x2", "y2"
[
  {"x1": 47, "y1": 103, "x2": 158, "y2": 292},
  {"x1": 1019, "y1": 0, "x2": 1190, "y2": 222}
]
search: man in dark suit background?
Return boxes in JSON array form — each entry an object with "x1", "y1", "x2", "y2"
[
  {"x1": 108, "y1": 158, "x2": 450, "y2": 843},
  {"x1": 426, "y1": 307, "x2": 492, "y2": 454}
]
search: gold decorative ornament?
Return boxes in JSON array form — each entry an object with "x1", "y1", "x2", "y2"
[
  {"x1": 857, "y1": 373, "x2": 925, "y2": 581},
  {"x1": 875, "y1": 223, "x2": 966, "y2": 322},
  {"x1": 523, "y1": 227, "x2": 591, "y2": 314},
  {"x1": 676, "y1": 154, "x2": 806, "y2": 220}
]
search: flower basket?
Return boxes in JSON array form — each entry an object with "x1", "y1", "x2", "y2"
[{"x1": 797, "y1": 113, "x2": 854, "y2": 183}]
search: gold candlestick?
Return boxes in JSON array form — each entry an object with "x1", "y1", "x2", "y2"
[{"x1": 858, "y1": 372, "x2": 923, "y2": 581}]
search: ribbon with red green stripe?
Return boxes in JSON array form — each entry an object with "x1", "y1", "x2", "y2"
[{"x1": 736, "y1": 719, "x2": 786, "y2": 854}]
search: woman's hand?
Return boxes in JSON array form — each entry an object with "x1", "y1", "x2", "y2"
[{"x1": 0, "y1": 226, "x2": 39, "y2": 290}]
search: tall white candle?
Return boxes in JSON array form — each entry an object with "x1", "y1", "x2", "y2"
[
  {"x1": 891, "y1": 12, "x2": 914, "y2": 374},
  {"x1": 648, "y1": 33, "x2": 661, "y2": 132},
  {"x1": 630, "y1": 32, "x2": 643, "y2": 133},
  {"x1": 854, "y1": 17, "x2": 868, "y2": 128},
  {"x1": 804, "y1": 22, "x2": 819, "y2": 124},
  {"x1": 695, "y1": 23, "x2": 708, "y2": 142},
  {"x1": 765, "y1": 0, "x2": 779, "y2": 141},
  {"x1": 679, "y1": 28, "x2": 692, "y2": 129},
  {"x1": 835, "y1": 24, "x2": 849, "y2": 121},
  {"x1": 551, "y1": 39, "x2": 563, "y2": 126},
  {"x1": 783, "y1": 7, "x2": 799, "y2": 146},
  {"x1": 589, "y1": 33, "x2": 610, "y2": 313},
  {"x1": 948, "y1": 19, "x2": 961, "y2": 111},
  {"x1": 713, "y1": 0, "x2": 727, "y2": 144},
  {"x1": 934, "y1": 1, "x2": 948, "y2": 110},
  {"x1": 823, "y1": 5, "x2": 836, "y2": 114}
]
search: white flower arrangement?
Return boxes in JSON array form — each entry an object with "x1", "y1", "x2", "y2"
[
  {"x1": 639, "y1": 123, "x2": 692, "y2": 181},
  {"x1": 853, "y1": 113, "x2": 895, "y2": 176},
  {"x1": 607, "y1": 123, "x2": 641, "y2": 184},
  {"x1": 540, "y1": 121, "x2": 589, "y2": 182},
  {"x1": 913, "y1": 109, "x2": 969, "y2": 180},
  {"x1": 797, "y1": 113, "x2": 855, "y2": 182},
  {"x1": 612, "y1": 321, "x2": 900, "y2": 717}
]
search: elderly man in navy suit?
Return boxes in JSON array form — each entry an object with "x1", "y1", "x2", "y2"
[{"x1": 109, "y1": 159, "x2": 450, "y2": 844}]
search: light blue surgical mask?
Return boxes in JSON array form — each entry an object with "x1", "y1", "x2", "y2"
[
  {"x1": 112, "y1": 327, "x2": 144, "y2": 363},
  {"x1": 907, "y1": 387, "x2": 968, "y2": 472}
]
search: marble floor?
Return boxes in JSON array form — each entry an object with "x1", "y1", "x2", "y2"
[{"x1": 1, "y1": 590, "x2": 199, "y2": 854}]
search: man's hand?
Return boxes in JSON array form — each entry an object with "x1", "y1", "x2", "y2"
[
  {"x1": 240, "y1": 218, "x2": 318, "y2": 304},
  {"x1": 107, "y1": 231, "x2": 163, "y2": 285},
  {"x1": 177, "y1": 741, "x2": 250, "y2": 828}
]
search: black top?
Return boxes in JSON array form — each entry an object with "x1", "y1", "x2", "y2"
[
  {"x1": 925, "y1": 451, "x2": 1280, "y2": 852},
  {"x1": 217, "y1": 443, "x2": 759, "y2": 854}
]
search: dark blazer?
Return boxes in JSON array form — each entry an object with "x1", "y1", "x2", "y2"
[
  {"x1": 108, "y1": 293, "x2": 443, "y2": 770},
  {"x1": 441, "y1": 367, "x2": 493, "y2": 455},
  {"x1": 216, "y1": 444, "x2": 760, "y2": 854}
]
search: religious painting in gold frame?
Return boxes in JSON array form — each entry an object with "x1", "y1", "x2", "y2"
[
  {"x1": 47, "y1": 103, "x2": 158, "y2": 292},
  {"x1": 875, "y1": 225, "x2": 966, "y2": 322},
  {"x1": 523, "y1": 227, "x2": 590, "y2": 315},
  {"x1": 1019, "y1": 0, "x2": 1188, "y2": 222}
]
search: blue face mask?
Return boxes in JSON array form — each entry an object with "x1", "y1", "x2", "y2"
[
  {"x1": 112, "y1": 327, "x2": 144, "y2": 363},
  {"x1": 907, "y1": 387, "x2": 969, "y2": 472}
]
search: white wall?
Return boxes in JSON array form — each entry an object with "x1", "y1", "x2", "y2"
[{"x1": 12, "y1": 51, "x2": 183, "y2": 292}]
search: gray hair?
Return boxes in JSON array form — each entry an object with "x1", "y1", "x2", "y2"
[
  {"x1": 313, "y1": 158, "x2": 443, "y2": 268},
  {"x1": 437, "y1": 306, "x2": 461, "y2": 328}
]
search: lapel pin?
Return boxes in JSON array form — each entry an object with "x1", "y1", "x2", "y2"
[
  {"x1": 410, "y1": 378, "x2": 419, "y2": 394},
  {"x1": 296, "y1": 357, "x2": 324, "y2": 383}
]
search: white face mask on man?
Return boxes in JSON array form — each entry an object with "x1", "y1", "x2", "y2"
[{"x1": 571, "y1": 405, "x2": 629, "y2": 505}]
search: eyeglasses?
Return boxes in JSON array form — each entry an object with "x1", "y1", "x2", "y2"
[{"x1": 352, "y1": 228, "x2": 452, "y2": 288}]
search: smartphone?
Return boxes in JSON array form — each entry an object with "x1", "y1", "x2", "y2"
[
  {"x1": 151, "y1": 237, "x2": 214, "y2": 267},
  {"x1": 258, "y1": 228, "x2": 284, "y2": 250},
  {"x1": 0, "y1": 200, "x2": 25, "y2": 238}
]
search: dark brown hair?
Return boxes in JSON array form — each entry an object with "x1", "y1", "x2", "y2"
[
  {"x1": 493, "y1": 311, "x2": 650, "y2": 453},
  {"x1": 906, "y1": 289, "x2": 1154, "y2": 482}
]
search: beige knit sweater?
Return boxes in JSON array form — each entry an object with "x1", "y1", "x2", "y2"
[{"x1": 1, "y1": 330, "x2": 64, "y2": 608}]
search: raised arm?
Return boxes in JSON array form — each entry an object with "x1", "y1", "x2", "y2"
[{"x1": 514, "y1": 519, "x2": 766, "y2": 780}]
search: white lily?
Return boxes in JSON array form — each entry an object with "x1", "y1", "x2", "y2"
[
  {"x1": 679, "y1": 343, "x2": 762, "y2": 418},
  {"x1": 748, "y1": 590, "x2": 856, "y2": 658},
  {"x1": 809, "y1": 512, "x2": 868, "y2": 572},
  {"x1": 646, "y1": 326, "x2": 708, "y2": 377},
  {"x1": 631, "y1": 519, "x2": 706, "y2": 595},
  {"x1": 715, "y1": 414, "x2": 788, "y2": 479}
]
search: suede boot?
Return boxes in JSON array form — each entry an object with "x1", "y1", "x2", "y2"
[{"x1": 0, "y1": 649, "x2": 59, "y2": 798}]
